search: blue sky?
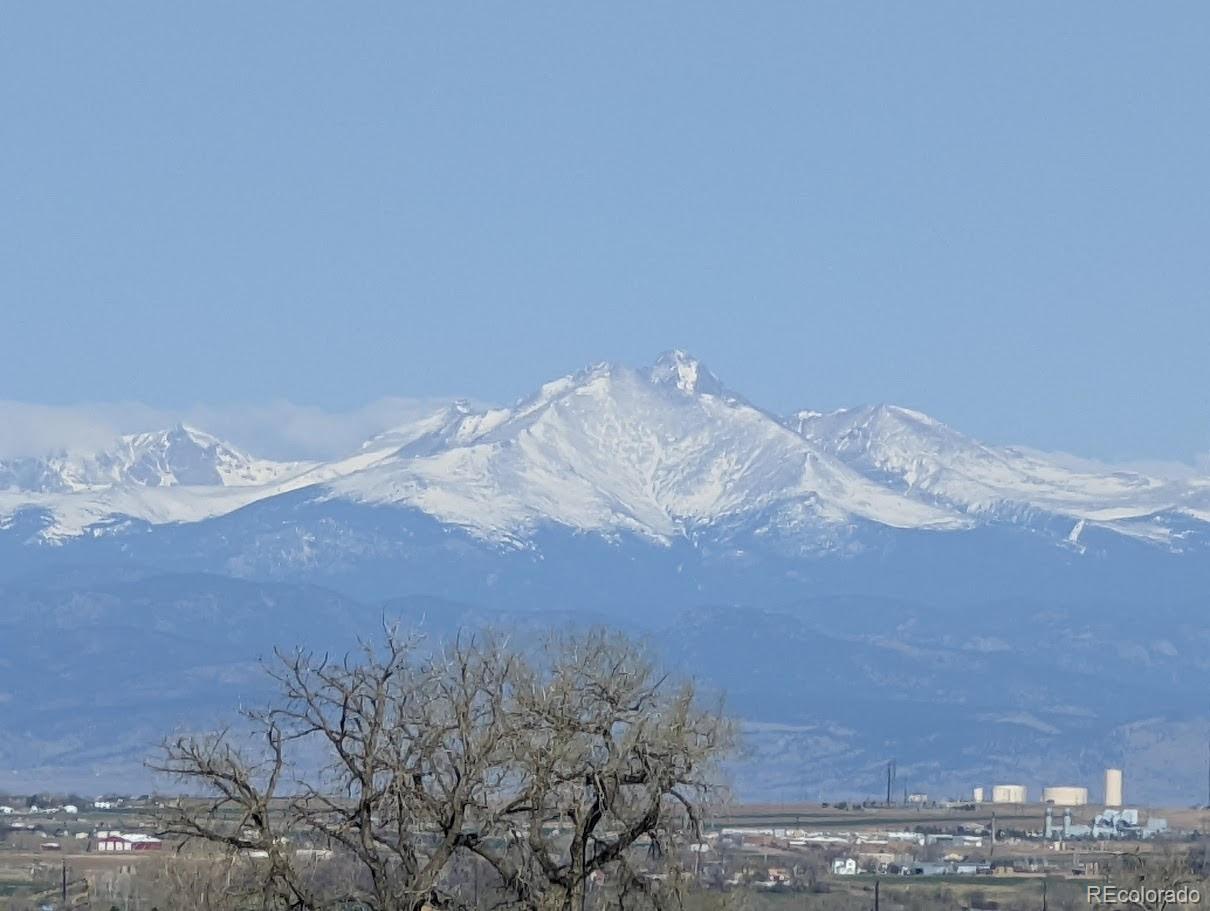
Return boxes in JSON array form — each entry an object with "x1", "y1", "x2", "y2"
[{"x1": 2, "y1": 3, "x2": 1208, "y2": 461}]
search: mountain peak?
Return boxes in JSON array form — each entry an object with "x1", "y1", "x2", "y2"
[
  {"x1": 648, "y1": 350, "x2": 725, "y2": 396},
  {"x1": 0, "y1": 423, "x2": 299, "y2": 495},
  {"x1": 174, "y1": 420, "x2": 211, "y2": 437},
  {"x1": 161, "y1": 422, "x2": 222, "y2": 447},
  {"x1": 869, "y1": 403, "x2": 942, "y2": 427},
  {"x1": 792, "y1": 404, "x2": 945, "y2": 437}
]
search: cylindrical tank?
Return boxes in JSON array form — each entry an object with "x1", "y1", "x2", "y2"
[
  {"x1": 1043, "y1": 786, "x2": 1088, "y2": 807},
  {"x1": 1105, "y1": 769, "x2": 1123, "y2": 807},
  {"x1": 972, "y1": 787, "x2": 985, "y2": 803},
  {"x1": 991, "y1": 784, "x2": 1027, "y2": 803}
]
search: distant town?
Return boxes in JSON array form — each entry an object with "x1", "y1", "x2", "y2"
[{"x1": 3, "y1": 766, "x2": 1208, "y2": 911}]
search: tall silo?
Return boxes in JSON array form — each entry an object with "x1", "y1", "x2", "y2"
[{"x1": 1105, "y1": 769, "x2": 1123, "y2": 807}]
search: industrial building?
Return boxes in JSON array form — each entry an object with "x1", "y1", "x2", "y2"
[
  {"x1": 1042, "y1": 786, "x2": 1088, "y2": 806},
  {"x1": 991, "y1": 784, "x2": 1027, "y2": 803},
  {"x1": 977, "y1": 770, "x2": 1122, "y2": 809},
  {"x1": 1044, "y1": 806, "x2": 1168, "y2": 840}
]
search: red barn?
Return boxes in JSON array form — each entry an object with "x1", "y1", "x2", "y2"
[{"x1": 95, "y1": 831, "x2": 163, "y2": 852}]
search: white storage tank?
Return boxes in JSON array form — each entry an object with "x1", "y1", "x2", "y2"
[
  {"x1": 1105, "y1": 769, "x2": 1123, "y2": 807},
  {"x1": 992, "y1": 784, "x2": 1027, "y2": 803},
  {"x1": 972, "y1": 787, "x2": 985, "y2": 803},
  {"x1": 1042, "y1": 786, "x2": 1088, "y2": 807}
]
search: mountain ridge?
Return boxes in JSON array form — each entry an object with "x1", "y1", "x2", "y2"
[
  {"x1": 0, "y1": 352, "x2": 1206, "y2": 551},
  {"x1": 2, "y1": 353, "x2": 1209, "y2": 802},
  {"x1": 3, "y1": 569, "x2": 1207, "y2": 804}
]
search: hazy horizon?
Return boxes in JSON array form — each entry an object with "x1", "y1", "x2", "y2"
[{"x1": 1, "y1": 348, "x2": 1209, "y2": 472}]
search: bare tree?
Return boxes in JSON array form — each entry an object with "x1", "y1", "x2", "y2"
[
  {"x1": 1103, "y1": 847, "x2": 1208, "y2": 911},
  {"x1": 156, "y1": 629, "x2": 515, "y2": 910},
  {"x1": 132, "y1": 851, "x2": 266, "y2": 911},
  {"x1": 468, "y1": 630, "x2": 733, "y2": 911},
  {"x1": 153, "y1": 626, "x2": 732, "y2": 911},
  {"x1": 152, "y1": 723, "x2": 304, "y2": 909}
]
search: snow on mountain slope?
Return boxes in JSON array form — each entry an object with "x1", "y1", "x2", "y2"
[
  {"x1": 1, "y1": 353, "x2": 1207, "y2": 549},
  {"x1": 360, "y1": 400, "x2": 513, "y2": 458},
  {"x1": 0, "y1": 426, "x2": 320, "y2": 540},
  {"x1": 0, "y1": 424, "x2": 301, "y2": 493},
  {"x1": 790, "y1": 405, "x2": 1201, "y2": 528},
  {"x1": 323, "y1": 352, "x2": 965, "y2": 542}
]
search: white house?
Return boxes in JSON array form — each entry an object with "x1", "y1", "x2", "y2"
[
  {"x1": 831, "y1": 858, "x2": 858, "y2": 876},
  {"x1": 0, "y1": 806, "x2": 14, "y2": 815},
  {"x1": 63, "y1": 805, "x2": 79, "y2": 815}
]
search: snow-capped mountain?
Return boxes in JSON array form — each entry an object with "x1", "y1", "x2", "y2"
[
  {"x1": 0, "y1": 352, "x2": 1207, "y2": 552},
  {"x1": 0, "y1": 425, "x2": 313, "y2": 538},
  {"x1": 791, "y1": 404, "x2": 1210, "y2": 543},
  {"x1": 5, "y1": 353, "x2": 1209, "y2": 804},
  {"x1": 0, "y1": 424, "x2": 300, "y2": 493},
  {"x1": 325, "y1": 352, "x2": 962, "y2": 544}
]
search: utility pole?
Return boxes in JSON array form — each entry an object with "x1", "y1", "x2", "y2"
[
  {"x1": 61, "y1": 859, "x2": 67, "y2": 904},
  {"x1": 874, "y1": 878, "x2": 880, "y2": 911},
  {"x1": 1042, "y1": 876, "x2": 1048, "y2": 911}
]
